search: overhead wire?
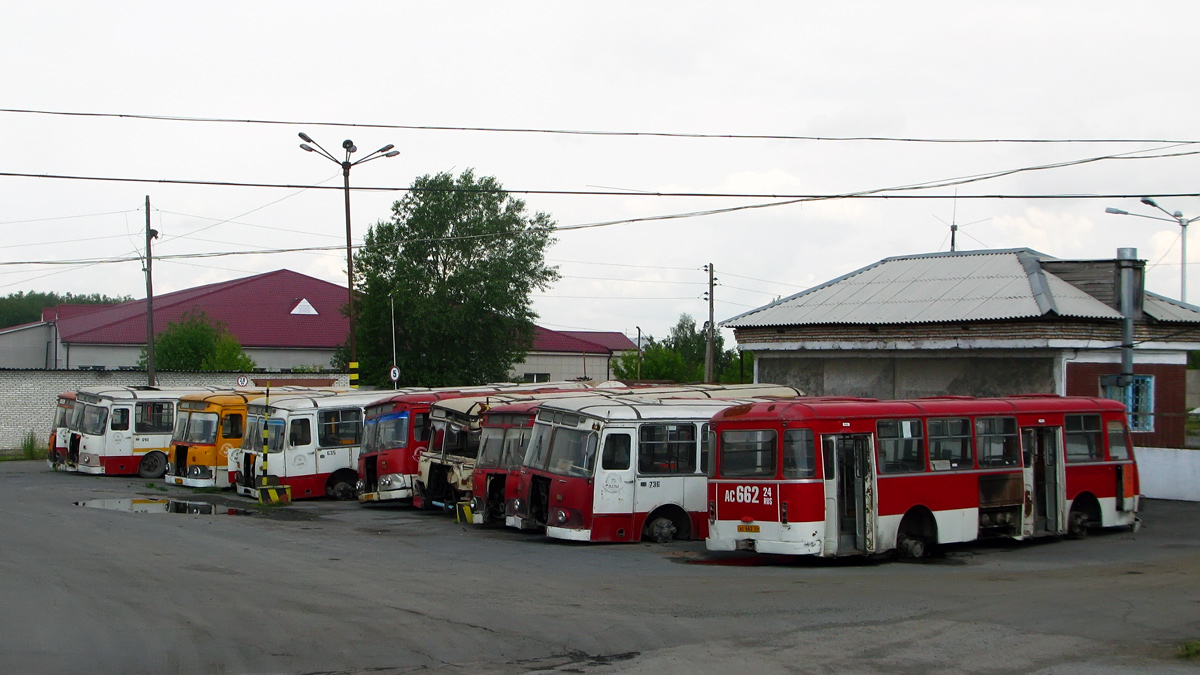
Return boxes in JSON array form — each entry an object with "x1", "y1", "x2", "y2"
[{"x1": 1, "y1": 107, "x2": 1196, "y2": 145}]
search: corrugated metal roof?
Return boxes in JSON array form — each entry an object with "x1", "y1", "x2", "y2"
[
  {"x1": 1144, "y1": 292, "x2": 1200, "y2": 323},
  {"x1": 724, "y1": 249, "x2": 1122, "y2": 328}
]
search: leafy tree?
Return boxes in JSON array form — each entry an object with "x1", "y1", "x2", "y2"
[
  {"x1": 354, "y1": 169, "x2": 558, "y2": 387},
  {"x1": 612, "y1": 313, "x2": 753, "y2": 383},
  {"x1": 0, "y1": 291, "x2": 131, "y2": 329},
  {"x1": 139, "y1": 310, "x2": 256, "y2": 371}
]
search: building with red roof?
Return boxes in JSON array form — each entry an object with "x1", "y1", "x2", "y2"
[
  {"x1": 0, "y1": 270, "x2": 349, "y2": 370},
  {"x1": 0, "y1": 270, "x2": 640, "y2": 380},
  {"x1": 510, "y1": 326, "x2": 637, "y2": 382}
]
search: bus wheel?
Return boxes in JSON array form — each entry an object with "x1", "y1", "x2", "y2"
[
  {"x1": 138, "y1": 452, "x2": 167, "y2": 479},
  {"x1": 897, "y1": 508, "x2": 937, "y2": 559},
  {"x1": 646, "y1": 517, "x2": 678, "y2": 544},
  {"x1": 897, "y1": 535, "x2": 927, "y2": 559},
  {"x1": 327, "y1": 472, "x2": 357, "y2": 501},
  {"x1": 1067, "y1": 508, "x2": 1090, "y2": 539}
]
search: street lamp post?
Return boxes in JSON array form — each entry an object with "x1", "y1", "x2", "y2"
[
  {"x1": 1106, "y1": 198, "x2": 1200, "y2": 303},
  {"x1": 299, "y1": 132, "x2": 399, "y2": 387}
]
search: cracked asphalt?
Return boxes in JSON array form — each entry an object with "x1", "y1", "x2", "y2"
[{"x1": 1, "y1": 461, "x2": 1198, "y2": 674}]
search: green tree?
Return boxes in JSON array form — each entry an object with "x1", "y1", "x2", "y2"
[
  {"x1": 613, "y1": 313, "x2": 752, "y2": 383},
  {"x1": 0, "y1": 291, "x2": 131, "y2": 329},
  {"x1": 354, "y1": 169, "x2": 559, "y2": 387},
  {"x1": 140, "y1": 310, "x2": 256, "y2": 371}
]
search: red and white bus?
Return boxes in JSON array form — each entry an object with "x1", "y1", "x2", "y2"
[
  {"x1": 357, "y1": 383, "x2": 591, "y2": 505},
  {"x1": 474, "y1": 384, "x2": 806, "y2": 528},
  {"x1": 508, "y1": 390, "x2": 802, "y2": 543},
  {"x1": 70, "y1": 386, "x2": 223, "y2": 478},
  {"x1": 48, "y1": 391, "x2": 78, "y2": 471},
  {"x1": 233, "y1": 391, "x2": 396, "y2": 500},
  {"x1": 706, "y1": 395, "x2": 1141, "y2": 558},
  {"x1": 470, "y1": 400, "x2": 541, "y2": 525}
]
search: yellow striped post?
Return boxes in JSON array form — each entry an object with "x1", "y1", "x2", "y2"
[{"x1": 349, "y1": 361, "x2": 359, "y2": 389}]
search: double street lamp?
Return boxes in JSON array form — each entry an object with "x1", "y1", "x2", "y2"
[
  {"x1": 1106, "y1": 198, "x2": 1200, "y2": 304},
  {"x1": 299, "y1": 133, "x2": 399, "y2": 385}
]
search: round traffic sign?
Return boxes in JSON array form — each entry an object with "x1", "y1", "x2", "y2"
[
  {"x1": 236, "y1": 375, "x2": 249, "y2": 387},
  {"x1": 389, "y1": 366, "x2": 400, "y2": 382}
]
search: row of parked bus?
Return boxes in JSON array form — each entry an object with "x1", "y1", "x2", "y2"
[{"x1": 48, "y1": 382, "x2": 1141, "y2": 558}]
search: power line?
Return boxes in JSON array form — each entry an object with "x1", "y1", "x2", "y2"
[
  {"x1": 0, "y1": 209, "x2": 139, "y2": 226},
  {"x1": 2, "y1": 107, "x2": 1196, "y2": 145}
]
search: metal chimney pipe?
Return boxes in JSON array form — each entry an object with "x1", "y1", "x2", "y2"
[{"x1": 1118, "y1": 247, "x2": 1137, "y2": 386}]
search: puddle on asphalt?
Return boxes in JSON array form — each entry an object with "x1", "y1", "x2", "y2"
[{"x1": 72, "y1": 498, "x2": 258, "y2": 516}]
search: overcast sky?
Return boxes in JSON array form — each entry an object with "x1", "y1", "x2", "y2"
[{"x1": 3, "y1": 2, "x2": 1199, "y2": 346}]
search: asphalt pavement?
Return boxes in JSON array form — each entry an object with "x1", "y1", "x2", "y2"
[{"x1": 0, "y1": 461, "x2": 1198, "y2": 674}]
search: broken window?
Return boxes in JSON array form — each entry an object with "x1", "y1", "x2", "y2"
[
  {"x1": 928, "y1": 417, "x2": 972, "y2": 469},
  {"x1": 783, "y1": 428, "x2": 817, "y2": 478},
  {"x1": 319, "y1": 408, "x2": 362, "y2": 447},
  {"x1": 975, "y1": 417, "x2": 1019, "y2": 467},
  {"x1": 876, "y1": 419, "x2": 924, "y2": 473},
  {"x1": 720, "y1": 429, "x2": 777, "y2": 478},
  {"x1": 1065, "y1": 414, "x2": 1103, "y2": 462}
]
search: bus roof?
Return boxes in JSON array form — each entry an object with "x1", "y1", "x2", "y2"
[
  {"x1": 711, "y1": 395, "x2": 1128, "y2": 423},
  {"x1": 74, "y1": 385, "x2": 230, "y2": 403},
  {"x1": 255, "y1": 391, "x2": 395, "y2": 413},
  {"x1": 535, "y1": 395, "x2": 774, "y2": 423}
]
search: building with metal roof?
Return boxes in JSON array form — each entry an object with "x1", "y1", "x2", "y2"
[{"x1": 724, "y1": 248, "x2": 1200, "y2": 448}]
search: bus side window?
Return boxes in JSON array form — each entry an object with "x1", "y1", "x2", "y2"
[
  {"x1": 1107, "y1": 420, "x2": 1130, "y2": 460},
  {"x1": 602, "y1": 434, "x2": 631, "y2": 471},
  {"x1": 223, "y1": 414, "x2": 244, "y2": 439},
  {"x1": 783, "y1": 428, "x2": 816, "y2": 478},
  {"x1": 111, "y1": 408, "x2": 130, "y2": 432},
  {"x1": 1065, "y1": 414, "x2": 1102, "y2": 462},
  {"x1": 414, "y1": 413, "x2": 430, "y2": 442},
  {"x1": 822, "y1": 436, "x2": 835, "y2": 480},
  {"x1": 290, "y1": 419, "x2": 311, "y2": 447}
]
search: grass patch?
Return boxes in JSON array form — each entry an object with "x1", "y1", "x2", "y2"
[
  {"x1": 144, "y1": 482, "x2": 168, "y2": 492},
  {"x1": 1178, "y1": 640, "x2": 1200, "y2": 660},
  {"x1": 0, "y1": 431, "x2": 49, "y2": 461}
]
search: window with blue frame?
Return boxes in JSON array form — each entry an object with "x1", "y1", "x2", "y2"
[{"x1": 1104, "y1": 375, "x2": 1154, "y2": 432}]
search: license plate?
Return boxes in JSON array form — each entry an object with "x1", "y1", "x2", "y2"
[{"x1": 737, "y1": 524, "x2": 760, "y2": 533}]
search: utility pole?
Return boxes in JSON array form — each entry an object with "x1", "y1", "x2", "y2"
[
  {"x1": 635, "y1": 326, "x2": 642, "y2": 380},
  {"x1": 704, "y1": 263, "x2": 715, "y2": 383},
  {"x1": 144, "y1": 196, "x2": 158, "y2": 387}
]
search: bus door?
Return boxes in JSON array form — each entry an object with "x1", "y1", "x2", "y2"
[
  {"x1": 108, "y1": 406, "x2": 134, "y2": 459},
  {"x1": 1021, "y1": 426, "x2": 1063, "y2": 536},
  {"x1": 594, "y1": 431, "x2": 635, "y2": 518},
  {"x1": 822, "y1": 434, "x2": 874, "y2": 556},
  {"x1": 286, "y1": 415, "x2": 315, "y2": 479}
]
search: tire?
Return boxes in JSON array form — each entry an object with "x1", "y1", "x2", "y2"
[
  {"x1": 897, "y1": 534, "x2": 928, "y2": 559},
  {"x1": 328, "y1": 477, "x2": 356, "y2": 501},
  {"x1": 645, "y1": 516, "x2": 678, "y2": 544},
  {"x1": 138, "y1": 452, "x2": 167, "y2": 479},
  {"x1": 1067, "y1": 508, "x2": 1090, "y2": 539}
]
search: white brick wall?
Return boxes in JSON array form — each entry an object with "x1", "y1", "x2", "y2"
[{"x1": 0, "y1": 369, "x2": 350, "y2": 450}]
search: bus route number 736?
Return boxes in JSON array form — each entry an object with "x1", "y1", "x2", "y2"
[{"x1": 724, "y1": 484, "x2": 774, "y2": 506}]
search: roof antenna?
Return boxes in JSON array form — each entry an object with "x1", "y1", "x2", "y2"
[{"x1": 934, "y1": 190, "x2": 990, "y2": 252}]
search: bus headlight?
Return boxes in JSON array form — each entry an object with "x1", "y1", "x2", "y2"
[
  {"x1": 470, "y1": 496, "x2": 484, "y2": 513},
  {"x1": 356, "y1": 480, "x2": 365, "y2": 491}
]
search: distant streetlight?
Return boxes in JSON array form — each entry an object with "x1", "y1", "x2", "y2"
[
  {"x1": 298, "y1": 133, "x2": 399, "y2": 386},
  {"x1": 1106, "y1": 198, "x2": 1200, "y2": 303}
]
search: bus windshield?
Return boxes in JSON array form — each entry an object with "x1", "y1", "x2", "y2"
[
  {"x1": 69, "y1": 403, "x2": 86, "y2": 432},
  {"x1": 266, "y1": 419, "x2": 286, "y2": 453},
  {"x1": 545, "y1": 427, "x2": 598, "y2": 478},
  {"x1": 501, "y1": 427, "x2": 532, "y2": 470},
  {"x1": 54, "y1": 401, "x2": 73, "y2": 428},
  {"x1": 242, "y1": 414, "x2": 266, "y2": 451},
  {"x1": 178, "y1": 412, "x2": 219, "y2": 445},
  {"x1": 477, "y1": 427, "x2": 504, "y2": 468},
  {"x1": 364, "y1": 413, "x2": 408, "y2": 453},
  {"x1": 79, "y1": 404, "x2": 108, "y2": 436}
]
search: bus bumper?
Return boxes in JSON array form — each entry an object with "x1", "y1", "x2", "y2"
[
  {"x1": 358, "y1": 474, "x2": 413, "y2": 503},
  {"x1": 706, "y1": 520, "x2": 824, "y2": 555},
  {"x1": 546, "y1": 525, "x2": 592, "y2": 541}
]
